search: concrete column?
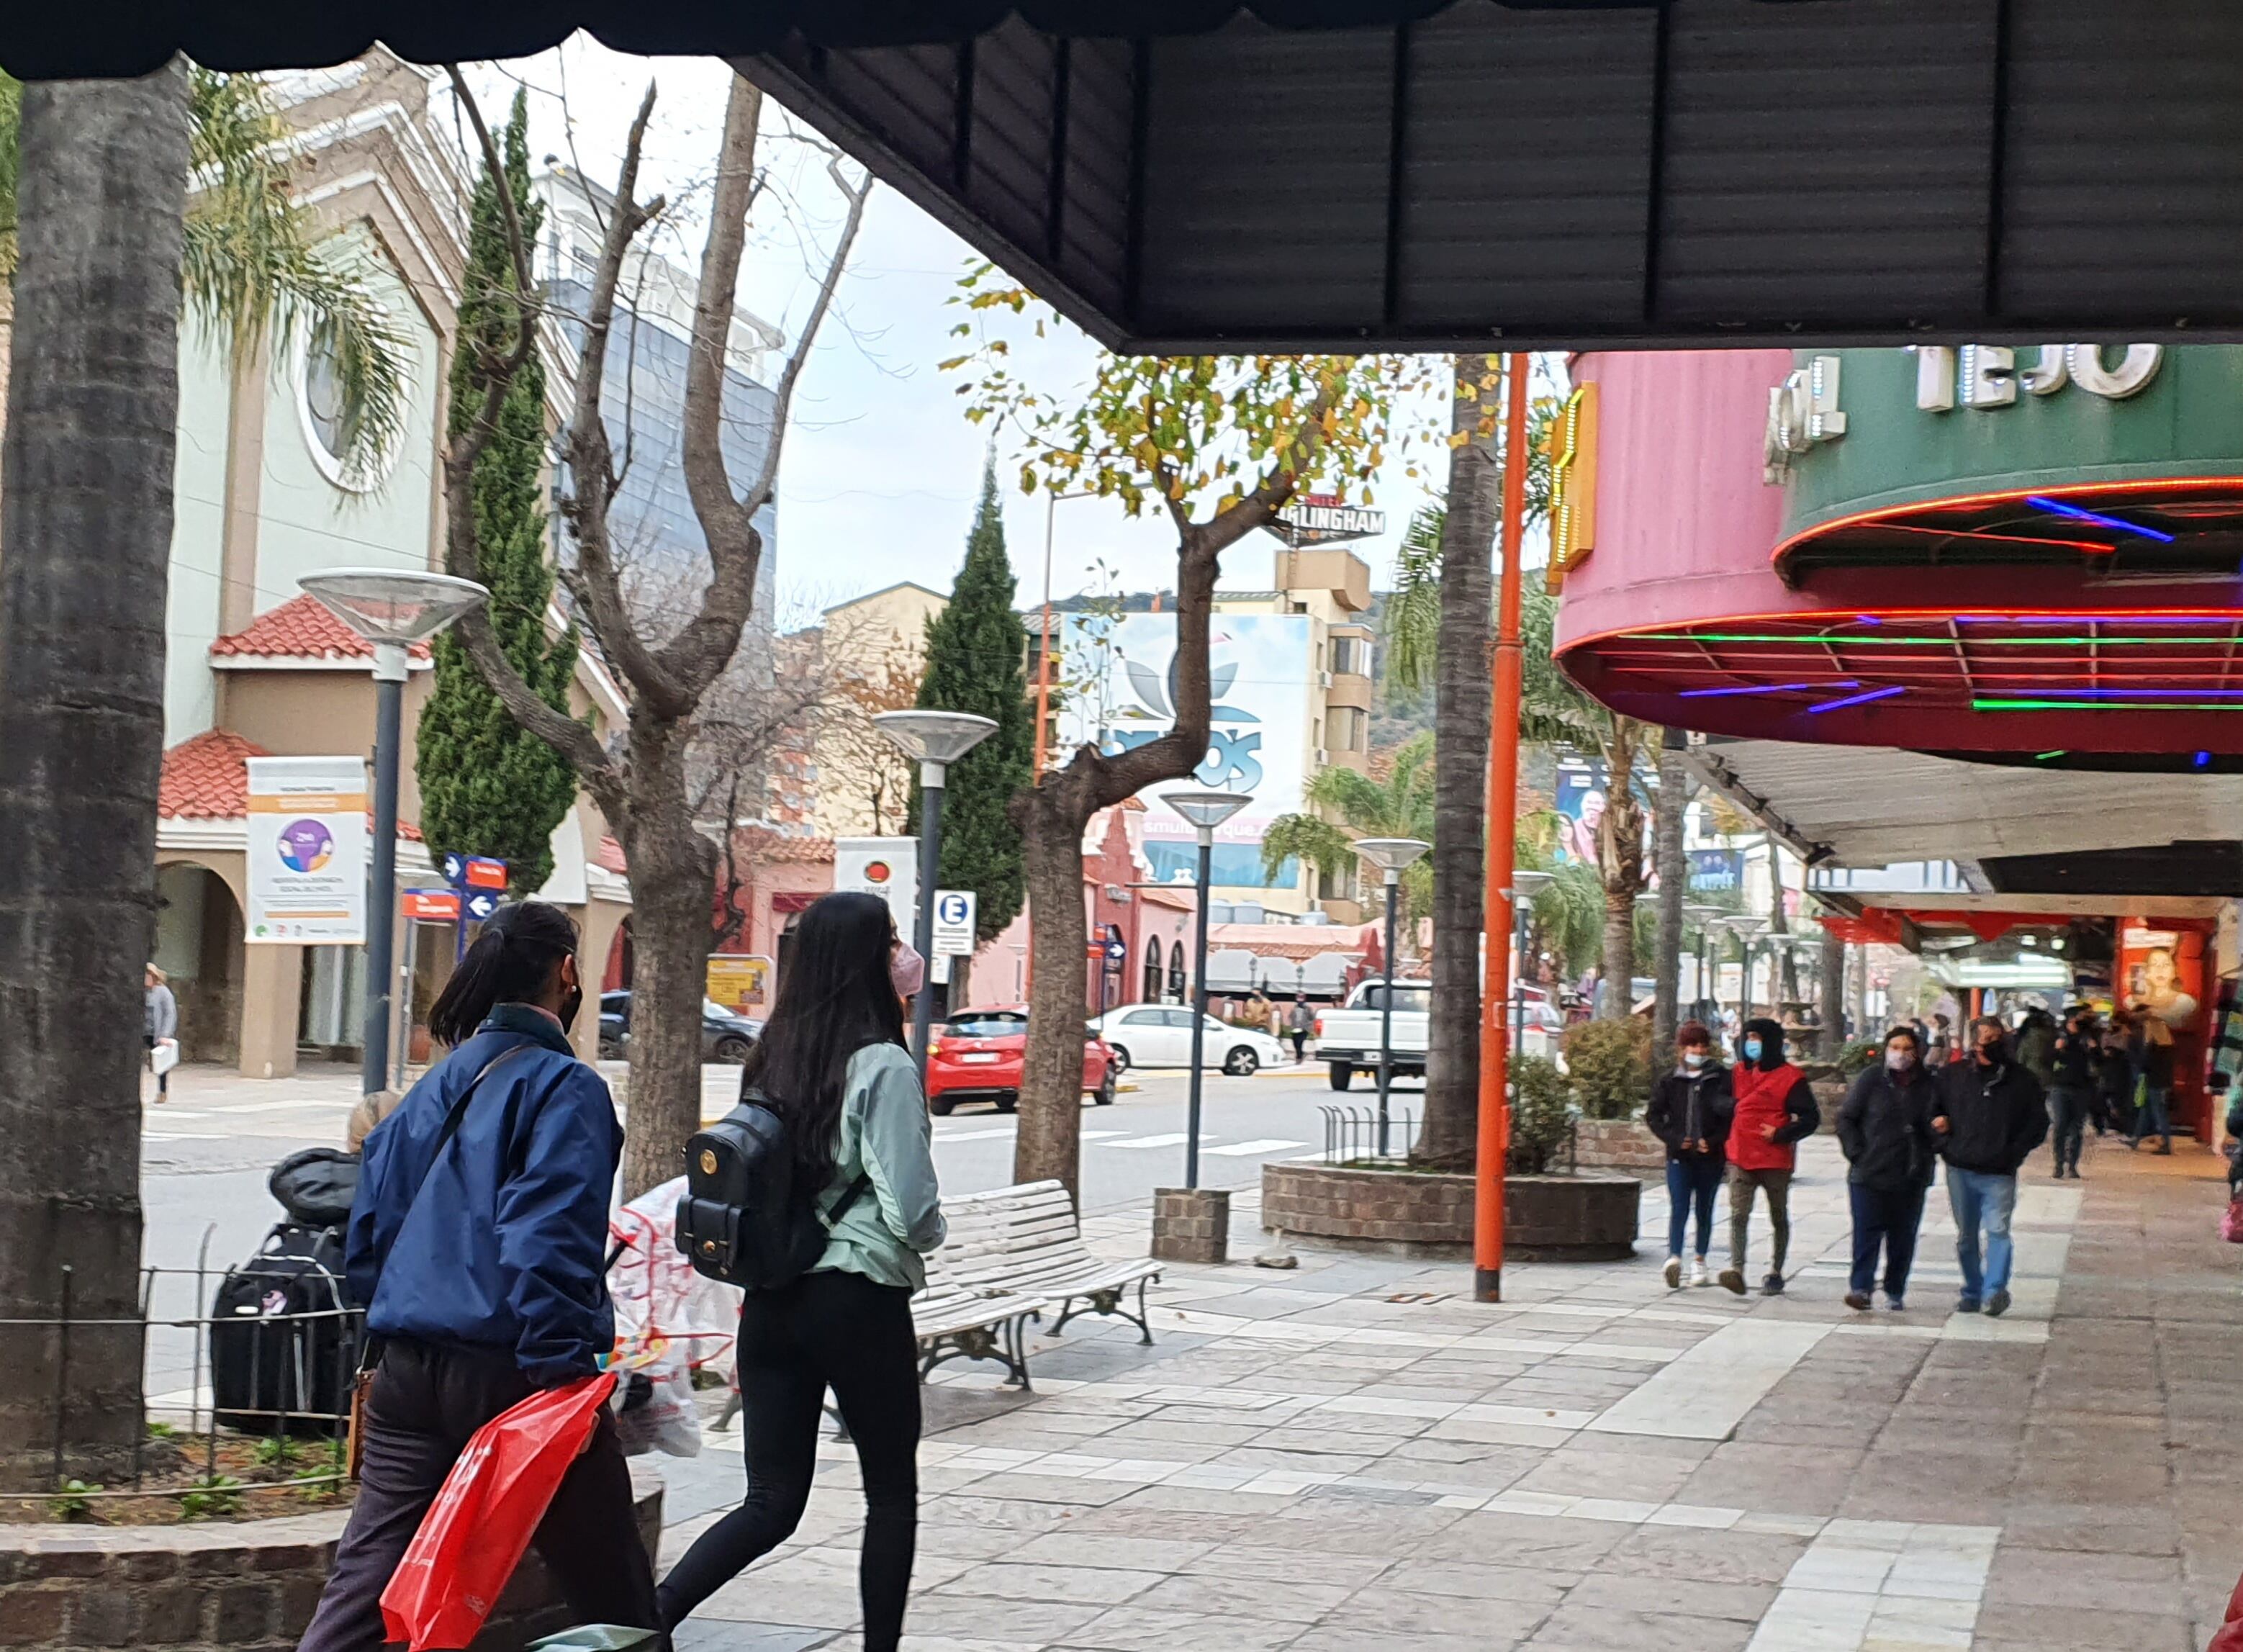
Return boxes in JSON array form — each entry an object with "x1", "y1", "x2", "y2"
[
  {"x1": 574, "y1": 898, "x2": 631, "y2": 1067},
  {"x1": 238, "y1": 944, "x2": 302, "y2": 1079},
  {"x1": 1151, "y1": 1186, "x2": 1231, "y2": 1265}
]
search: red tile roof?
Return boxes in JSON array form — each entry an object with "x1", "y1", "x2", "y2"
[
  {"x1": 159, "y1": 729, "x2": 267, "y2": 818},
  {"x1": 729, "y1": 826, "x2": 835, "y2": 866},
  {"x1": 209, "y1": 594, "x2": 433, "y2": 663}
]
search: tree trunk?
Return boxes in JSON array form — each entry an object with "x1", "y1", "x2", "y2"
[
  {"x1": 1650, "y1": 730, "x2": 1689, "y2": 1054},
  {"x1": 1595, "y1": 777, "x2": 1646, "y2": 1021},
  {"x1": 1765, "y1": 834, "x2": 1795, "y2": 1014},
  {"x1": 615, "y1": 736, "x2": 718, "y2": 1199},
  {"x1": 1820, "y1": 928, "x2": 1847, "y2": 1056},
  {"x1": 0, "y1": 63, "x2": 191, "y2": 1487},
  {"x1": 1015, "y1": 780, "x2": 1092, "y2": 1196},
  {"x1": 1417, "y1": 358, "x2": 1498, "y2": 1168}
]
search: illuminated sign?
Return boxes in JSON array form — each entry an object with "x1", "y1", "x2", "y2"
[
  {"x1": 1913, "y1": 343, "x2": 2162, "y2": 411},
  {"x1": 1272, "y1": 494, "x2": 1386, "y2": 543},
  {"x1": 1545, "y1": 382, "x2": 1599, "y2": 589},
  {"x1": 1763, "y1": 355, "x2": 1847, "y2": 483}
]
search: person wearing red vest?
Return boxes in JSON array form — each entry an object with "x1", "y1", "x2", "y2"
[{"x1": 1718, "y1": 1018, "x2": 1822, "y2": 1296}]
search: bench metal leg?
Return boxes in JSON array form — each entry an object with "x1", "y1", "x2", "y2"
[
  {"x1": 918, "y1": 1321, "x2": 1034, "y2": 1390},
  {"x1": 1049, "y1": 1276, "x2": 1157, "y2": 1346}
]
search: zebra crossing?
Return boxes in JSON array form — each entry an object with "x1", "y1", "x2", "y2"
[{"x1": 931, "y1": 1122, "x2": 1306, "y2": 1159}]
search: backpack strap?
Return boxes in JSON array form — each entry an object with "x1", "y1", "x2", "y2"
[{"x1": 821, "y1": 1171, "x2": 875, "y2": 1230}]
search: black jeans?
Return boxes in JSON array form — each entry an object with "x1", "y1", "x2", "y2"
[
  {"x1": 1847, "y1": 1183, "x2": 1925, "y2": 1299},
  {"x1": 296, "y1": 1340, "x2": 658, "y2": 1652},
  {"x1": 2050, "y1": 1086, "x2": 2090, "y2": 1173},
  {"x1": 659, "y1": 1269, "x2": 921, "y2": 1651}
]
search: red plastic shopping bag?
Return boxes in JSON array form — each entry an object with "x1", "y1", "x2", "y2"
[
  {"x1": 379, "y1": 1373, "x2": 617, "y2": 1651},
  {"x1": 2208, "y1": 1568, "x2": 2243, "y2": 1652}
]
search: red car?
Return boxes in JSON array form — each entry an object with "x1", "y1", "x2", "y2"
[{"x1": 926, "y1": 1006, "x2": 1118, "y2": 1116}]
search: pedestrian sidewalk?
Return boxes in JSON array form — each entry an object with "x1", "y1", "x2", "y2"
[{"x1": 652, "y1": 1131, "x2": 2243, "y2": 1652}]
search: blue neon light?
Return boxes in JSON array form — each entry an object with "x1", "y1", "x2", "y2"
[
  {"x1": 2025, "y1": 495, "x2": 2177, "y2": 543},
  {"x1": 2198, "y1": 751, "x2": 2214, "y2": 768},
  {"x1": 1678, "y1": 680, "x2": 1854, "y2": 699},
  {"x1": 1804, "y1": 685, "x2": 1906, "y2": 715}
]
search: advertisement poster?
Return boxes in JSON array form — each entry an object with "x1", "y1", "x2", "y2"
[
  {"x1": 834, "y1": 837, "x2": 919, "y2": 937},
  {"x1": 1055, "y1": 612, "x2": 1310, "y2": 888},
  {"x1": 706, "y1": 955, "x2": 770, "y2": 1011},
  {"x1": 2120, "y1": 925, "x2": 2205, "y2": 1029},
  {"x1": 245, "y1": 756, "x2": 367, "y2": 943},
  {"x1": 1553, "y1": 757, "x2": 1606, "y2": 867}
]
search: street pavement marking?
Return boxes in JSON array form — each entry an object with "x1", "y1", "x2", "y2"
[
  {"x1": 143, "y1": 1111, "x2": 213, "y2": 1121},
  {"x1": 934, "y1": 1127, "x2": 1017, "y2": 1142},
  {"x1": 207, "y1": 1098, "x2": 356, "y2": 1114},
  {"x1": 1201, "y1": 1137, "x2": 1306, "y2": 1157},
  {"x1": 144, "y1": 1132, "x2": 225, "y2": 1142},
  {"x1": 1586, "y1": 1319, "x2": 1830, "y2": 1441},
  {"x1": 1102, "y1": 1132, "x2": 1216, "y2": 1149}
]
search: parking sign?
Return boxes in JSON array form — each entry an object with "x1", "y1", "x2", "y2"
[{"x1": 931, "y1": 890, "x2": 977, "y2": 957}]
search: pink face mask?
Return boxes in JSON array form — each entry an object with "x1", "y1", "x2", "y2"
[{"x1": 890, "y1": 941, "x2": 926, "y2": 998}]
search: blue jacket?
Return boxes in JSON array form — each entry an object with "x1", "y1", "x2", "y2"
[{"x1": 348, "y1": 1006, "x2": 620, "y2": 1386}]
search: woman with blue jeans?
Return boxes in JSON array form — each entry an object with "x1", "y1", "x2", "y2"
[{"x1": 1646, "y1": 1021, "x2": 1733, "y2": 1289}]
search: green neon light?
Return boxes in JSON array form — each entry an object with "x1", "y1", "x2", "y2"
[
  {"x1": 1975, "y1": 698, "x2": 2243, "y2": 711},
  {"x1": 2032, "y1": 750, "x2": 2067, "y2": 760},
  {"x1": 1643, "y1": 633, "x2": 2239, "y2": 647}
]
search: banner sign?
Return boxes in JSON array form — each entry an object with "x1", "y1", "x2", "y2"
[{"x1": 245, "y1": 756, "x2": 367, "y2": 943}]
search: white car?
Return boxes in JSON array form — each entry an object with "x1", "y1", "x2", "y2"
[{"x1": 1090, "y1": 1006, "x2": 1286, "y2": 1075}]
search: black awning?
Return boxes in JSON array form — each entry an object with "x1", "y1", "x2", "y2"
[{"x1": 10, "y1": 1, "x2": 2243, "y2": 352}]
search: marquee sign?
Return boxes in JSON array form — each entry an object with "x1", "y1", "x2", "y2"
[{"x1": 1271, "y1": 493, "x2": 1385, "y2": 545}]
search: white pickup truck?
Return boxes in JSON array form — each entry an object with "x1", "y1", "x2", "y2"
[{"x1": 1316, "y1": 979, "x2": 1430, "y2": 1091}]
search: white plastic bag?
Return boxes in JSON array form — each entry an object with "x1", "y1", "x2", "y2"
[
  {"x1": 150, "y1": 1037, "x2": 179, "y2": 1077},
  {"x1": 608, "y1": 1175, "x2": 741, "y2": 1381},
  {"x1": 608, "y1": 1342, "x2": 702, "y2": 1458}
]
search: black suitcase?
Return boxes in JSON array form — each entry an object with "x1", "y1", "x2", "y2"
[{"x1": 211, "y1": 1221, "x2": 360, "y2": 1435}]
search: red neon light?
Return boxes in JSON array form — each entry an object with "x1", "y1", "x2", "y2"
[
  {"x1": 1874, "y1": 523, "x2": 2116, "y2": 555},
  {"x1": 1556, "y1": 605, "x2": 2243, "y2": 660},
  {"x1": 1772, "y1": 476, "x2": 2243, "y2": 566}
]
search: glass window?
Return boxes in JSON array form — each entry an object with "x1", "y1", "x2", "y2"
[
  {"x1": 945, "y1": 1011, "x2": 1029, "y2": 1037},
  {"x1": 1122, "y1": 1008, "x2": 1166, "y2": 1026},
  {"x1": 1331, "y1": 635, "x2": 1371, "y2": 676},
  {"x1": 1359, "y1": 983, "x2": 1431, "y2": 1014}
]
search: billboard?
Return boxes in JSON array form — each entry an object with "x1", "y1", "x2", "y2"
[
  {"x1": 834, "y1": 837, "x2": 918, "y2": 936},
  {"x1": 1056, "y1": 612, "x2": 1311, "y2": 890},
  {"x1": 245, "y1": 755, "x2": 367, "y2": 943}
]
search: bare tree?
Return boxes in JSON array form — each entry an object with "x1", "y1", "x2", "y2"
[{"x1": 438, "y1": 68, "x2": 867, "y2": 1195}]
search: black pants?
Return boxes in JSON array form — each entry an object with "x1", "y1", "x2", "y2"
[
  {"x1": 1290, "y1": 1031, "x2": 1309, "y2": 1061},
  {"x1": 296, "y1": 1340, "x2": 657, "y2": 1652},
  {"x1": 1846, "y1": 1183, "x2": 1925, "y2": 1299},
  {"x1": 659, "y1": 1270, "x2": 921, "y2": 1651},
  {"x1": 2050, "y1": 1085, "x2": 2090, "y2": 1173}
]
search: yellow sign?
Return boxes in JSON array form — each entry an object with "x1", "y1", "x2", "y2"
[
  {"x1": 706, "y1": 954, "x2": 770, "y2": 1011},
  {"x1": 1544, "y1": 382, "x2": 1599, "y2": 592}
]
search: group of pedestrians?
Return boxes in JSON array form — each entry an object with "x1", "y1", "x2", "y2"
[
  {"x1": 298, "y1": 890, "x2": 944, "y2": 1652},
  {"x1": 1652, "y1": 1014, "x2": 2052, "y2": 1317}
]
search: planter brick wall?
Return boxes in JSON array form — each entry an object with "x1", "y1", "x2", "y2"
[
  {"x1": 0, "y1": 1462, "x2": 661, "y2": 1651},
  {"x1": 1261, "y1": 1163, "x2": 1639, "y2": 1261},
  {"x1": 1151, "y1": 1187, "x2": 1231, "y2": 1264},
  {"x1": 1571, "y1": 1119, "x2": 1669, "y2": 1178}
]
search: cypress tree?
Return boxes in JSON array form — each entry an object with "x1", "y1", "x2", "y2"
[
  {"x1": 416, "y1": 91, "x2": 579, "y2": 896},
  {"x1": 911, "y1": 462, "x2": 1034, "y2": 955}
]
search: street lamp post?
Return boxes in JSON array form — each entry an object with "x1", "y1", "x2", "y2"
[
  {"x1": 1355, "y1": 836, "x2": 1431, "y2": 1157},
  {"x1": 1162, "y1": 789, "x2": 1253, "y2": 1190},
  {"x1": 871, "y1": 710, "x2": 998, "y2": 1077},
  {"x1": 299, "y1": 569, "x2": 489, "y2": 1095},
  {"x1": 1684, "y1": 903, "x2": 1723, "y2": 1022},
  {"x1": 1723, "y1": 914, "x2": 1769, "y2": 1029},
  {"x1": 1511, "y1": 870, "x2": 1556, "y2": 1066}
]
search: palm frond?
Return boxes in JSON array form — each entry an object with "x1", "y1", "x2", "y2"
[
  {"x1": 0, "y1": 71, "x2": 19, "y2": 280},
  {"x1": 1381, "y1": 504, "x2": 1444, "y2": 696},
  {"x1": 1261, "y1": 813, "x2": 1356, "y2": 883},
  {"x1": 178, "y1": 67, "x2": 412, "y2": 484}
]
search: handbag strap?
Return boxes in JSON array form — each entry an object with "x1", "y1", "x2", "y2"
[{"x1": 404, "y1": 1040, "x2": 534, "y2": 1215}]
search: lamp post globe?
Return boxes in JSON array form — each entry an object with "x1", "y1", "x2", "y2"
[
  {"x1": 1352, "y1": 836, "x2": 1429, "y2": 1156},
  {"x1": 1161, "y1": 789, "x2": 1253, "y2": 1191},
  {"x1": 871, "y1": 710, "x2": 998, "y2": 1073},
  {"x1": 298, "y1": 569, "x2": 489, "y2": 1096}
]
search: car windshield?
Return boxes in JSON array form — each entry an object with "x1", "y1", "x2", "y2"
[
  {"x1": 945, "y1": 1011, "x2": 1028, "y2": 1038},
  {"x1": 703, "y1": 999, "x2": 738, "y2": 1019},
  {"x1": 1358, "y1": 983, "x2": 1431, "y2": 1014}
]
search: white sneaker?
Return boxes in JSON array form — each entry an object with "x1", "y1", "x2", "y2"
[
  {"x1": 1664, "y1": 1255, "x2": 1682, "y2": 1289},
  {"x1": 1691, "y1": 1258, "x2": 1711, "y2": 1288}
]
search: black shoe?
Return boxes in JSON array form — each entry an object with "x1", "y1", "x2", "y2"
[
  {"x1": 1956, "y1": 1297, "x2": 1982, "y2": 1314},
  {"x1": 1985, "y1": 1288, "x2": 2012, "y2": 1318},
  {"x1": 1843, "y1": 1291, "x2": 1872, "y2": 1311},
  {"x1": 1718, "y1": 1268, "x2": 1746, "y2": 1296},
  {"x1": 1885, "y1": 1296, "x2": 1906, "y2": 1312},
  {"x1": 1761, "y1": 1273, "x2": 1785, "y2": 1296}
]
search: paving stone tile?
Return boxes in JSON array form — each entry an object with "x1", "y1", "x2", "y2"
[
  {"x1": 1561, "y1": 1571, "x2": 1776, "y2": 1622},
  {"x1": 1985, "y1": 1545, "x2": 2188, "y2": 1615},
  {"x1": 1129, "y1": 1571, "x2": 1355, "y2": 1621},
  {"x1": 1969, "y1": 1603, "x2": 2195, "y2": 1651},
  {"x1": 1523, "y1": 1602, "x2": 1752, "y2": 1652},
  {"x1": 1596, "y1": 1525, "x2": 1810, "y2": 1587},
  {"x1": 1049, "y1": 1604, "x2": 1306, "y2": 1652},
  {"x1": 930, "y1": 1561, "x2": 1166, "y2": 1607}
]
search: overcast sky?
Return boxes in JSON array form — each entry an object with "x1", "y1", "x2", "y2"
[{"x1": 453, "y1": 44, "x2": 1556, "y2": 625}]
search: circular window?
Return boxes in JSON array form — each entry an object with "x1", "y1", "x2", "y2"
[{"x1": 297, "y1": 328, "x2": 407, "y2": 493}]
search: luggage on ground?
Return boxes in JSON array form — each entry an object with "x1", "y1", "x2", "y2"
[{"x1": 211, "y1": 1220, "x2": 360, "y2": 1434}]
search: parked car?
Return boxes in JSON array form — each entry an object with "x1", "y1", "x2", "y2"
[
  {"x1": 1314, "y1": 978, "x2": 1431, "y2": 1091},
  {"x1": 926, "y1": 1006, "x2": 1116, "y2": 1115},
  {"x1": 1088, "y1": 1006, "x2": 1286, "y2": 1076},
  {"x1": 597, "y1": 990, "x2": 762, "y2": 1063}
]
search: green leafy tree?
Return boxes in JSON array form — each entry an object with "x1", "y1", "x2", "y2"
[
  {"x1": 908, "y1": 461, "x2": 1036, "y2": 987},
  {"x1": 1262, "y1": 733, "x2": 1437, "y2": 931},
  {"x1": 416, "y1": 93, "x2": 577, "y2": 897}
]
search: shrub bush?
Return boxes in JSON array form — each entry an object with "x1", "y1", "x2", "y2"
[
  {"x1": 1563, "y1": 1018, "x2": 1653, "y2": 1120},
  {"x1": 1835, "y1": 1037, "x2": 1880, "y2": 1077},
  {"x1": 1508, "y1": 1055, "x2": 1576, "y2": 1175}
]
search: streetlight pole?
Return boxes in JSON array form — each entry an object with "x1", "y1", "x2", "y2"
[
  {"x1": 872, "y1": 710, "x2": 998, "y2": 1078},
  {"x1": 1355, "y1": 837, "x2": 1430, "y2": 1158},
  {"x1": 1512, "y1": 870, "x2": 1555, "y2": 1065},
  {"x1": 299, "y1": 569, "x2": 489, "y2": 1096},
  {"x1": 1163, "y1": 790, "x2": 1252, "y2": 1190}
]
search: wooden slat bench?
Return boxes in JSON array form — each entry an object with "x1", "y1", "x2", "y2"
[
  {"x1": 908, "y1": 1248, "x2": 1048, "y2": 1389},
  {"x1": 936, "y1": 1181, "x2": 1163, "y2": 1347}
]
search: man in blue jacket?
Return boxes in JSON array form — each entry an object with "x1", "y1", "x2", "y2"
[{"x1": 297, "y1": 902, "x2": 659, "y2": 1652}]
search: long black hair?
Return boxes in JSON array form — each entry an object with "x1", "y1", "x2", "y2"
[
  {"x1": 740, "y1": 890, "x2": 906, "y2": 1186},
  {"x1": 428, "y1": 900, "x2": 579, "y2": 1047}
]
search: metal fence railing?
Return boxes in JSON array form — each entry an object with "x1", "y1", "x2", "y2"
[
  {"x1": 1319, "y1": 1103, "x2": 1420, "y2": 1165},
  {"x1": 1, "y1": 1224, "x2": 364, "y2": 1515}
]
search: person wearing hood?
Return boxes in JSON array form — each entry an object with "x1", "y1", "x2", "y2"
[
  {"x1": 1837, "y1": 1026, "x2": 1937, "y2": 1311},
  {"x1": 1931, "y1": 1014, "x2": 2049, "y2": 1317},
  {"x1": 1646, "y1": 1020, "x2": 1733, "y2": 1289},
  {"x1": 1719, "y1": 1018, "x2": 1821, "y2": 1296}
]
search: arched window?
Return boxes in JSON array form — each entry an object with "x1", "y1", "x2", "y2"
[
  {"x1": 1141, "y1": 941, "x2": 1163, "y2": 1004},
  {"x1": 1168, "y1": 939, "x2": 1188, "y2": 1001}
]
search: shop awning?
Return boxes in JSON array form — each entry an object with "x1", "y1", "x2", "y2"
[
  {"x1": 9, "y1": 2, "x2": 2243, "y2": 351},
  {"x1": 1688, "y1": 739, "x2": 2243, "y2": 884}
]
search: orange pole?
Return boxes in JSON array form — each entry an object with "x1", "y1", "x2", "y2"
[{"x1": 1476, "y1": 353, "x2": 1530, "y2": 1304}]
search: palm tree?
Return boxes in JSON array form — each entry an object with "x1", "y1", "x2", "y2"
[
  {"x1": 0, "y1": 64, "x2": 410, "y2": 1486},
  {"x1": 1263, "y1": 732, "x2": 1439, "y2": 936}
]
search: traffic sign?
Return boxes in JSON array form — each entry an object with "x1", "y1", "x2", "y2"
[
  {"x1": 463, "y1": 889, "x2": 500, "y2": 921},
  {"x1": 441, "y1": 852, "x2": 508, "y2": 891},
  {"x1": 1104, "y1": 937, "x2": 1127, "y2": 962},
  {"x1": 440, "y1": 852, "x2": 466, "y2": 886},
  {"x1": 403, "y1": 889, "x2": 461, "y2": 921},
  {"x1": 931, "y1": 889, "x2": 977, "y2": 957}
]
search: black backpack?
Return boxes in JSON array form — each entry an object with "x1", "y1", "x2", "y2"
[
  {"x1": 675, "y1": 1089, "x2": 869, "y2": 1291},
  {"x1": 211, "y1": 1221, "x2": 360, "y2": 1435}
]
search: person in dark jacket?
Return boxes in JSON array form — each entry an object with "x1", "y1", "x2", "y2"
[
  {"x1": 2097, "y1": 1011, "x2": 2138, "y2": 1137},
  {"x1": 2047, "y1": 1003, "x2": 2098, "y2": 1178},
  {"x1": 1931, "y1": 1014, "x2": 2049, "y2": 1319},
  {"x1": 1719, "y1": 1018, "x2": 1821, "y2": 1297},
  {"x1": 1837, "y1": 1026, "x2": 1937, "y2": 1311},
  {"x1": 297, "y1": 902, "x2": 657, "y2": 1652},
  {"x1": 2014, "y1": 1006, "x2": 2057, "y2": 1091},
  {"x1": 1646, "y1": 1020, "x2": 1733, "y2": 1290}
]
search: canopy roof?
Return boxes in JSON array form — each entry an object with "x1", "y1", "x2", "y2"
[{"x1": 8, "y1": 2, "x2": 2243, "y2": 351}]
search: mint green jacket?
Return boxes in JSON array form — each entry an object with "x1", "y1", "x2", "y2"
[{"x1": 815, "y1": 1042, "x2": 946, "y2": 1290}]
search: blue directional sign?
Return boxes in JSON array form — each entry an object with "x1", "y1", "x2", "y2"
[
  {"x1": 440, "y1": 851, "x2": 468, "y2": 886},
  {"x1": 463, "y1": 889, "x2": 501, "y2": 921},
  {"x1": 1104, "y1": 938, "x2": 1127, "y2": 962}
]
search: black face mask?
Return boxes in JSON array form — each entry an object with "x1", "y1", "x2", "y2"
[{"x1": 559, "y1": 983, "x2": 584, "y2": 1033}]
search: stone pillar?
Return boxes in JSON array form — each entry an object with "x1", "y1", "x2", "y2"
[
  {"x1": 573, "y1": 897, "x2": 630, "y2": 1067},
  {"x1": 1151, "y1": 1186, "x2": 1231, "y2": 1265},
  {"x1": 238, "y1": 944, "x2": 302, "y2": 1079}
]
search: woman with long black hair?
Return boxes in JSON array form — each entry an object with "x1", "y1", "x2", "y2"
[
  {"x1": 659, "y1": 890, "x2": 945, "y2": 1651},
  {"x1": 297, "y1": 901, "x2": 657, "y2": 1652}
]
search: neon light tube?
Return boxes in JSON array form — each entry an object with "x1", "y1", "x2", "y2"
[
  {"x1": 2033, "y1": 751, "x2": 2067, "y2": 761},
  {"x1": 2026, "y1": 495, "x2": 2177, "y2": 543},
  {"x1": 1974, "y1": 698, "x2": 2243, "y2": 711},
  {"x1": 1805, "y1": 685, "x2": 1906, "y2": 715},
  {"x1": 1677, "y1": 680, "x2": 1853, "y2": 698}
]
